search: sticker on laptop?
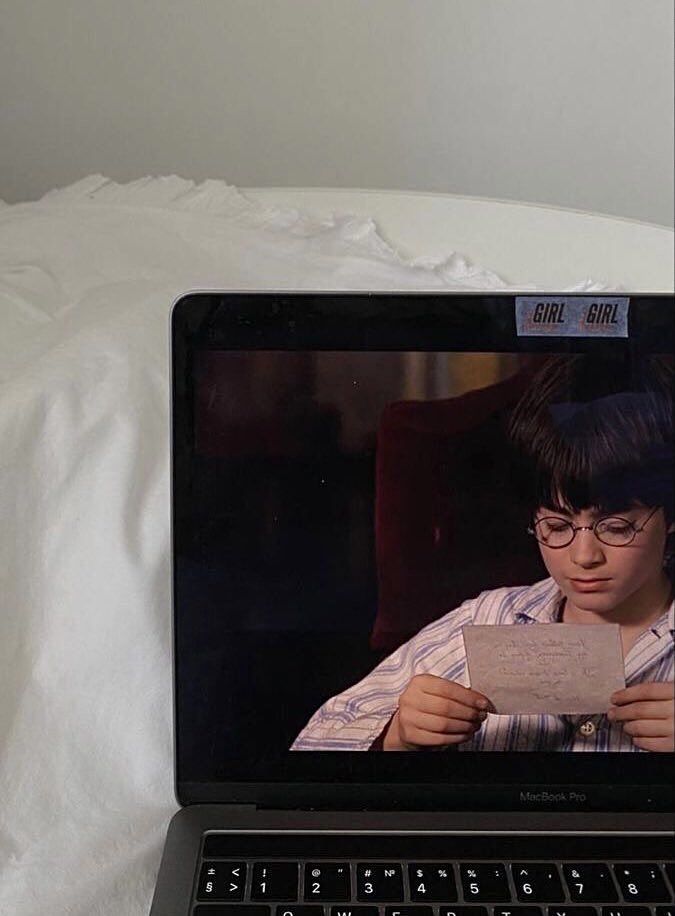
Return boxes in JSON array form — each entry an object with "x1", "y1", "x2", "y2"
[{"x1": 515, "y1": 296, "x2": 629, "y2": 337}]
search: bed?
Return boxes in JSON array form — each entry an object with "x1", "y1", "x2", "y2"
[{"x1": 0, "y1": 175, "x2": 672, "y2": 916}]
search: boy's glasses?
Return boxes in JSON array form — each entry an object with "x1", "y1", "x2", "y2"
[{"x1": 527, "y1": 505, "x2": 659, "y2": 549}]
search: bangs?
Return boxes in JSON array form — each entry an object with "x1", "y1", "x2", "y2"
[
  {"x1": 537, "y1": 483, "x2": 652, "y2": 520},
  {"x1": 506, "y1": 355, "x2": 674, "y2": 520}
]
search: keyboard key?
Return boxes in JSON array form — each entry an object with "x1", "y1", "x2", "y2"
[
  {"x1": 439, "y1": 908, "x2": 488, "y2": 916},
  {"x1": 494, "y1": 909, "x2": 542, "y2": 916},
  {"x1": 613, "y1": 864, "x2": 671, "y2": 902},
  {"x1": 459, "y1": 864, "x2": 511, "y2": 903},
  {"x1": 512, "y1": 864, "x2": 565, "y2": 903},
  {"x1": 562, "y1": 864, "x2": 618, "y2": 903},
  {"x1": 331, "y1": 908, "x2": 379, "y2": 916},
  {"x1": 197, "y1": 862, "x2": 246, "y2": 901},
  {"x1": 276, "y1": 908, "x2": 323, "y2": 916},
  {"x1": 665, "y1": 865, "x2": 675, "y2": 893},
  {"x1": 385, "y1": 908, "x2": 433, "y2": 916},
  {"x1": 305, "y1": 863, "x2": 351, "y2": 901},
  {"x1": 357, "y1": 864, "x2": 404, "y2": 901},
  {"x1": 547, "y1": 909, "x2": 597, "y2": 916},
  {"x1": 409, "y1": 864, "x2": 458, "y2": 902},
  {"x1": 194, "y1": 908, "x2": 270, "y2": 916},
  {"x1": 602, "y1": 908, "x2": 651, "y2": 916},
  {"x1": 251, "y1": 863, "x2": 299, "y2": 901}
]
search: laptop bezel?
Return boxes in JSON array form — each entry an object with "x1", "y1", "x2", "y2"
[{"x1": 170, "y1": 290, "x2": 675, "y2": 812}]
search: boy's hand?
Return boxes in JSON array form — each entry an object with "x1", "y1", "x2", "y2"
[
  {"x1": 383, "y1": 674, "x2": 492, "y2": 750},
  {"x1": 607, "y1": 681, "x2": 674, "y2": 752}
]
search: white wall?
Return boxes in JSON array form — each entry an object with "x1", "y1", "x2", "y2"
[{"x1": 1, "y1": 0, "x2": 673, "y2": 225}]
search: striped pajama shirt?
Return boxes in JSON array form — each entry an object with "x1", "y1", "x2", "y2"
[{"x1": 291, "y1": 577, "x2": 674, "y2": 752}]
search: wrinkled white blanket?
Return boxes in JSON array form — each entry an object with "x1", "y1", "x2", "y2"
[{"x1": 0, "y1": 175, "x2": 614, "y2": 916}]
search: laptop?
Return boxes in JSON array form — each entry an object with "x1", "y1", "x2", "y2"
[{"x1": 150, "y1": 291, "x2": 674, "y2": 916}]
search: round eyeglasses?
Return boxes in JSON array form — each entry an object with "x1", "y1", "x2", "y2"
[{"x1": 527, "y1": 506, "x2": 660, "y2": 549}]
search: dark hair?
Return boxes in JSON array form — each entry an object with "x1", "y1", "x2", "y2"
[{"x1": 506, "y1": 352, "x2": 674, "y2": 572}]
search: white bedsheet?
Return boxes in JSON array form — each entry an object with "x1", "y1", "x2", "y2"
[{"x1": 0, "y1": 175, "x2": 617, "y2": 915}]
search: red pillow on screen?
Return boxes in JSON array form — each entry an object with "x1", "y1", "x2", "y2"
[{"x1": 371, "y1": 366, "x2": 546, "y2": 654}]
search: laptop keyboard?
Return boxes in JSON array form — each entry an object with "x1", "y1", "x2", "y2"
[{"x1": 191, "y1": 837, "x2": 674, "y2": 916}]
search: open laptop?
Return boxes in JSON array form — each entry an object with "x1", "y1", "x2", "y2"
[{"x1": 150, "y1": 291, "x2": 674, "y2": 916}]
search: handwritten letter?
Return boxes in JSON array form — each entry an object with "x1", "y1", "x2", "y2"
[{"x1": 462, "y1": 624, "x2": 625, "y2": 714}]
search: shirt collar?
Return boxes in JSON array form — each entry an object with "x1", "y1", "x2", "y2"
[
  {"x1": 658, "y1": 573, "x2": 675, "y2": 635},
  {"x1": 515, "y1": 576, "x2": 675, "y2": 635},
  {"x1": 513, "y1": 577, "x2": 566, "y2": 624}
]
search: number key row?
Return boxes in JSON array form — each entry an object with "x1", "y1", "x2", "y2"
[{"x1": 197, "y1": 861, "x2": 674, "y2": 904}]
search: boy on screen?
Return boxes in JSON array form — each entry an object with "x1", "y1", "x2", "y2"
[{"x1": 292, "y1": 353, "x2": 674, "y2": 752}]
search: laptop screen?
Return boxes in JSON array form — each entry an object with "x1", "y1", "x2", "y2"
[{"x1": 172, "y1": 293, "x2": 674, "y2": 808}]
